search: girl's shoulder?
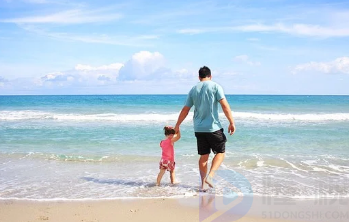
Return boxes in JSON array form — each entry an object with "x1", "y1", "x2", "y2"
[
  {"x1": 160, "y1": 137, "x2": 171, "y2": 144},
  {"x1": 161, "y1": 137, "x2": 171, "y2": 142}
]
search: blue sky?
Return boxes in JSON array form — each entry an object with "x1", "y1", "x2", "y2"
[{"x1": 0, "y1": 0, "x2": 349, "y2": 95}]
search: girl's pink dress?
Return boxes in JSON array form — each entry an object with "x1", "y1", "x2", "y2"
[{"x1": 159, "y1": 138, "x2": 175, "y2": 171}]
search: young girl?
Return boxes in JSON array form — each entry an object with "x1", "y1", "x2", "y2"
[{"x1": 156, "y1": 126, "x2": 181, "y2": 186}]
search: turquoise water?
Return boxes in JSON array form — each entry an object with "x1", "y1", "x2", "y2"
[{"x1": 0, "y1": 95, "x2": 349, "y2": 200}]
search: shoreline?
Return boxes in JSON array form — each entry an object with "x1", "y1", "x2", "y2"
[
  {"x1": 0, "y1": 196, "x2": 347, "y2": 222},
  {"x1": 2, "y1": 193, "x2": 348, "y2": 201}
]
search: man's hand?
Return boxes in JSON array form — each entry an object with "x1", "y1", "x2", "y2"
[
  {"x1": 228, "y1": 123, "x2": 236, "y2": 135},
  {"x1": 219, "y1": 99, "x2": 235, "y2": 135},
  {"x1": 174, "y1": 125, "x2": 180, "y2": 133}
]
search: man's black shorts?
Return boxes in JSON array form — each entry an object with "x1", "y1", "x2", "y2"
[{"x1": 195, "y1": 128, "x2": 227, "y2": 155}]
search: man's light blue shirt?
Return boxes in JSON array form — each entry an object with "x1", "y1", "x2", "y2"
[{"x1": 185, "y1": 80, "x2": 225, "y2": 132}]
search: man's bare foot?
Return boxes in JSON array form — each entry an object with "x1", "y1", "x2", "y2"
[
  {"x1": 205, "y1": 175, "x2": 214, "y2": 188},
  {"x1": 201, "y1": 181, "x2": 209, "y2": 191}
]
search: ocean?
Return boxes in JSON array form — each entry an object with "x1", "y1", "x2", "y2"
[{"x1": 0, "y1": 95, "x2": 348, "y2": 200}]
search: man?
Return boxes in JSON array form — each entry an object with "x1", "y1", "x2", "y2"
[{"x1": 174, "y1": 66, "x2": 235, "y2": 190}]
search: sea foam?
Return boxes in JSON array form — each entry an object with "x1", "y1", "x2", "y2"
[{"x1": 1, "y1": 110, "x2": 349, "y2": 122}]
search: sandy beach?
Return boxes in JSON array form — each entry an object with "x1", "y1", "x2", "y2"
[{"x1": 1, "y1": 196, "x2": 348, "y2": 222}]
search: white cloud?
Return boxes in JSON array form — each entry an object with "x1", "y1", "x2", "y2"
[
  {"x1": 173, "y1": 68, "x2": 196, "y2": 80},
  {"x1": 177, "y1": 29, "x2": 205, "y2": 35},
  {"x1": 215, "y1": 71, "x2": 238, "y2": 77},
  {"x1": 75, "y1": 63, "x2": 124, "y2": 83},
  {"x1": 19, "y1": 25, "x2": 154, "y2": 46},
  {"x1": 293, "y1": 57, "x2": 349, "y2": 74},
  {"x1": 97, "y1": 75, "x2": 111, "y2": 82},
  {"x1": 118, "y1": 51, "x2": 166, "y2": 81},
  {"x1": 39, "y1": 72, "x2": 76, "y2": 88},
  {"x1": 178, "y1": 23, "x2": 349, "y2": 38},
  {"x1": 36, "y1": 51, "x2": 180, "y2": 89},
  {"x1": 233, "y1": 55, "x2": 261, "y2": 66},
  {"x1": 0, "y1": 76, "x2": 9, "y2": 87},
  {"x1": 0, "y1": 9, "x2": 122, "y2": 24},
  {"x1": 0, "y1": 76, "x2": 9, "y2": 82},
  {"x1": 241, "y1": 23, "x2": 349, "y2": 37},
  {"x1": 23, "y1": 0, "x2": 48, "y2": 3},
  {"x1": 41, "y1": 72, "x2": 71, "y2": 82},
  {"x1": 1, "y1": 51, "x2": 208, "y2": 94},
  {"x1": 49, "y1": 32, "x2": 149, "y2": 46},
  {"x1": 75, "y1": 63, "x2": 123, "y2": 71},
  {"x1": 33, "y1": 51, "x2": 175, "y2": 90},
  {"x1": 37, "y1": 62, "x2": 124, "y2": 89},
  {"x1": 5, "y1": 0, "x2": 77, "y2": 4}
]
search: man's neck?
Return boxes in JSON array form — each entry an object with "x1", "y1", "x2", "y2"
[{"x1": 200, "y1": 77, "x2": 211, "y2": 82}]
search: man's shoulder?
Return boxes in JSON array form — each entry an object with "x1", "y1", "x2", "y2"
[
  {"x1": 204, "y1": 81, "x2": 223, "y2": 91},
  {"x1": 210, "y1": 80, "x2": 222, "y2": 86},
  {"x1": 190, "y1": 81, "x2": 222, "y2": 93}
]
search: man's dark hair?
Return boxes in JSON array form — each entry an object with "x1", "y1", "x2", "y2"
[{"x1": 199, "y1": 66, "x2": 211, "y2": 78}]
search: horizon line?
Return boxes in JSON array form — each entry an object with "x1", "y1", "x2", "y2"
[{"x1": 1, "y1": 94, "x2": 349, "y2": 96}]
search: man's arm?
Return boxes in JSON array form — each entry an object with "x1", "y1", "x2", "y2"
[
  {"x1": 174, "y1": 106, "x2": 191, "y2": 133},
  {"x1": 219, "y1": 98, "x2": 236, "y2": 135}
]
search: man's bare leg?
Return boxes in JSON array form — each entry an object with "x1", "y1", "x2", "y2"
[
  {"x1": 205, "y1": 153, "x2": 225, "y2": 187},
  {"x1": 199, "y1": 154, "x2": 209, "y2": 189}
]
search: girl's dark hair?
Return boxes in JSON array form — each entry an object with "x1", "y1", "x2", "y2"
[{"x1": 164, "y1": 126, "x2": 176, "y2": 135}]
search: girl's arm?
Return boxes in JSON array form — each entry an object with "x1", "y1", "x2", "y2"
[{"x1": 171, "y1": 130, "x2": 181, "y2": 143}]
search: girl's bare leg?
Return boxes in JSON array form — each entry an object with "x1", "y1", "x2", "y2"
[
  {"x1": 156, "y1": 169, "x2": 166, "y2": 186},
  {"x1": 170, "y1": 170, "x2": 176, "y2": 184}
]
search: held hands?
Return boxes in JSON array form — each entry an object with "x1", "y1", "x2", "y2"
[
  {"x1": 174, "y1": 125, "x2": 180, "y2": 134},
  {"x1": 228, "y1": 123, "x2": 236, "y2": 135}
]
